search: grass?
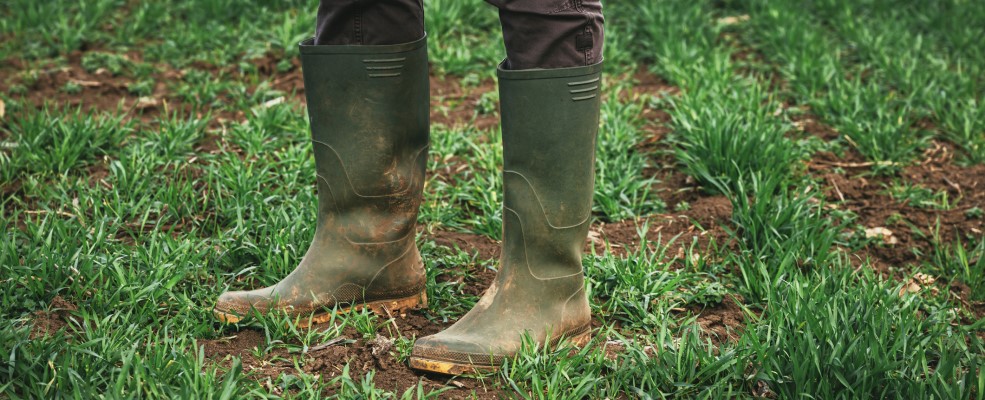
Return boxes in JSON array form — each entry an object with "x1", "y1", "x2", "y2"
[
  {"x1": 0, "y1": 107, "x2": 132, "y2": 181},
  {"x1": 746, "y1": 264, "x2": 983, "y2": 399},
  {"x1": 1, "y1": 0, "x2": 983, "y2": 398}
]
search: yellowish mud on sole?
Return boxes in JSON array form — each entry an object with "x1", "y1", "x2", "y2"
[
  {"x1": 212, "y1": 291, "x2": 428, "y2": 328},
  {"x1": 407, "y1": 329, "x2": 592, "y2": 375}
]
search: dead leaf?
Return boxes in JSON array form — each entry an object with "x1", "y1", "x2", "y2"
[
  {"x1": 262, "y1": 96, "x2": 285, "y2": 108},
  {"x1": 913, "y1": 273, "x2": 936, "y2": 286},
  {"x1": 307, "y1": 337, "x2": 346, "y2": 352},
  {"x1": 70, "y1": 79, "x2": 102, "y2": 87},
  {"x1": 717, "y1": 15, "x2": 750, "y2": 25},
  {"x1": 899, "y1": 273, "x2": 939, "y2": 297},
  {"x1": 864, "y1": 227, "x2": 898, "y2": 245},
  {"x1": 587, "y1": 229, "x2": 602, "y2": 244},
  {"x1": 899, "y1": 281, "x2": 921, "y2": 297},
  {"x1": 136, "y1": 97, "x2": 160, "y2": 110},
  {"x1": 369, "y1": 336, "x2": 394, "y2": 356},
  {"x1": 0, "y1": 99, "x2": 5, "y2": 119}
]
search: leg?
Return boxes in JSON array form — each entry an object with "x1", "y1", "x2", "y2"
[
  {"x1": 214, "y1": 1, "x2": 430, "y2": 325},
  {"x1": 491, "y1": 0, "x2": 604, "y2": 69},
  {"x1": 410, "y1": 0, "x2": 605, "y2": 374},
  {"x1": 315, "y1": 0, "x2": 424, "y2": 45}
]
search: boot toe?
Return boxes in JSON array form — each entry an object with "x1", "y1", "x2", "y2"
[
  {"x1": 410, "y1": 334, "x2": 507, "y2": 374},
  {"x1": 214, "y1": 289, "x2": 268, "y2": 321}
]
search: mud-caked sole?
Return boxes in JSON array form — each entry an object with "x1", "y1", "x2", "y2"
[
  {"x1": 213, "y1": 291, "x2": 428, "y2": 328},
  {"x1": 407, "y1": 328, "x2": 592, "y2": 375}
]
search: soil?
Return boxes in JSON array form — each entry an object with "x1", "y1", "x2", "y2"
[
  {"x1": 0, "y1": 53, "x2": 241, "y2": 127},
  {"x1": 200, "y1": 319, "x2": 503, "y2": 398},
  {"x1": 724, "y1": 39, "x2": 985, "y2": 282},
  {"x1": 808, "y1": 140, "x2": 985, "y2": 275},
  {"x1": 195, "y1": 229, "x2": 507, "y2": 397},
  {"x1": 589, "y1": 195, "x2": 734, "y2": 260},
  {"x1": 626, "y1": 67, "x2": 677, "y2": 151},
  {"x1": 246, "y1": 52, "x2": 305, "y2": 100},
  {"x1": 29, "y1": 295, "x2": 78, "y2": 339},
  {"x1": 426, "y1": 154, "x2": 471, "y2": 185},
  {"x1": 429, "y1": 76, "x2": 499, "y2": 131},
  {"x1": 687, "y1": 294, "x2": 748, "y2": 345},
  {"x1": 196, "y1": 53, "x2": 502, "y2": 132},
  {"x1": 428, "y1": 229, "x2": 500, "y2": 261},
  {"x1": 426, "y1": 229, "x2": 501, "y2": 298}
]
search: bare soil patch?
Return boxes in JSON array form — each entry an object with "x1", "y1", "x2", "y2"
[
  {"x1": 427, "y1": 229, "x2": 500, "y2": 261},
  {"x1": 811, "y1": 140, "x2": 985, "y2": 275},
  {"x1": 247, "y1": 51, "x2": 305, "y2": 99},
  {"x1": 0, "y1": 52, "x2": 243, "y2": 129},
  {"x1": 201, "y1": 319, "x2": 503, "y2": 398},
  {"x1": 29, "y1": 295, "x2": 78, "y2": 339},
  {"x1": 687, "y1": 294, "x2": 747, "y2": 345},
  {"x1": 2, "y1": 53, "x2": 147, "y2": 115},
  {"x1": 590, "y1": 195, "x2": 733, "y2": 260},
  {"x1": 429, "y1": 76, "x2": 498, "y2": 131}
]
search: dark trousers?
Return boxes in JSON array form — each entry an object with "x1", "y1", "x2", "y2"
[{"x1": 315, "y1": 0, "x2": 604, "y2": 70}]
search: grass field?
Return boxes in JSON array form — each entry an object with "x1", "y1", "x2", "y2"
[{"x1": 1, "y1": 0, "x2": 984, "y2": 398}]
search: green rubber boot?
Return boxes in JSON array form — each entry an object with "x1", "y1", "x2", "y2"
[
  {"x1": 409, "y1": 60, "x2": 603, "y2": 374},
  {"x1": 214, "y1": 36, "x2": 430, "y2": 326}
]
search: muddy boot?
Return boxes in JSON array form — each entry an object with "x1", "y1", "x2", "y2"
[
  {"x1": 214, "y1": 36, "x2": 430, "y2": 326},
  {"x1": 409, "y1": 61, "x2": 603, "y2": 374}
]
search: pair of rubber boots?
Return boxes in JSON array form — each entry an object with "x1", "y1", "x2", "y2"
[{"x1": 213, "y1": 35, "x2": 602, "y2": 375}]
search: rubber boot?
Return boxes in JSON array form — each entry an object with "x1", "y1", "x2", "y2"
[
  {"x1": 214, "y1": 36, "x2": 430, "y2": 326},
  {"x1": 409, "y1": 60, "x2": 603, "y2": 374}
]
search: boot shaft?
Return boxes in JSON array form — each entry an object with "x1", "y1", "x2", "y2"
[
  {"x1": 407, "y1": 62, "x2": 603, "y2": 373},
  {"x1": 299, "y1": 36, "x2": 430, "y2": 244},
  {"x1": 498, "y1": 61, "x2": 603, "y2": 280}
]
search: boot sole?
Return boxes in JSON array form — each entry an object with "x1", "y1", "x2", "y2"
[
  {"x1": 213, "y1": 290, "x2": 428, "y2": 328},
  {"x1": 407, "y1": 327, "x2": 592, "y2": 375}
]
